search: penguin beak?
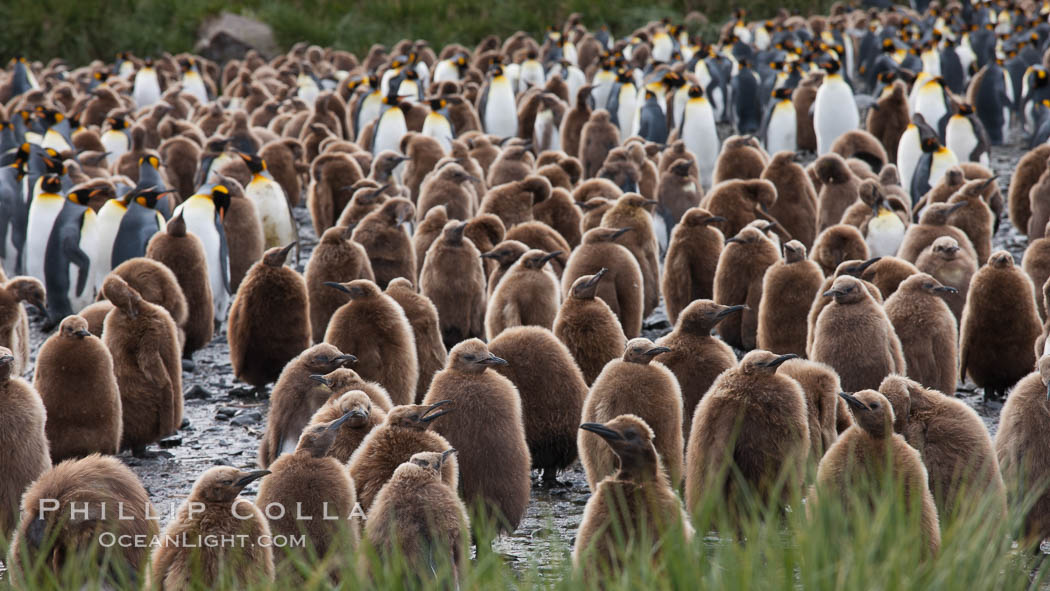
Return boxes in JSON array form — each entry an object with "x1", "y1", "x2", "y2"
[
  {"x1": 933, "y1": 285, "x2": 958, "y2": 294},
  {"x1": 584, "y1": 268, "x2": 608, "y2": 288},
  {"x1": 838, "y1": 392, "x2": 867, "y2": 412},
  {"x1": 333, "y1": 354, "x2": 357, "y2": 366},
  {"x1": 702, "y1": 216, "x2": 726, "y2": 225},
  {"x1": 1046, "y1": 381, "x2": 1050, "y2": 401},
  {"x1": 278, "y1": 242, "x2": 297, "y2": 260},
  {"x1": 329, "y1": 408, "x2": 365, "y2": 430},
  {"x1": 947, "y1": 201, "x2": 967, "y2": 215},
  {"x1": 479, "y1": 251, "x2": 501, "y2": 260},
  {"x1": 579, "y1": 422, "x2": 623, "y2": 441},
  {"x1": 646, "y1": 346, "x2": 671, "y2": 356},
  {"x1": 478, "y1": 354, "x2": 508, "y2": 366},
  {"x1": 234, "y1": 470, "x2": 271, "y2": 488},
  {"x1": 758, "y1": 353, "x2": 799, "y2": 368},
  {"x1": 324, "y1": 281, "x2": 352, "y2": 294},
  {"x1": 855, "y1": 257, "x2": 882, "y2": 274},
  {"x1": 440, "y1": 448, "x2": 457, "y2": 466},
  {"x1": 540, "y1": 251, "x2": 563, "y2": 264},
  {"x1": 823, "y1": 288, "x2": 844, "y2": 298},
  {"x1": 74, "y1": 330, "x2": 92, "y2": 339},
  {"x1": 715, "y1": 305, "x2": 748, "y2": 319},
  {"x1": 309, "y1": 374, "x2": 332, "y2": 386},
  {"x1": 610, "y1": 227, "x2": 633, "y2": 240},
  {"x1": 421, "y1": 400, "x2": 453, "y2": 422},
  {"x1": 725, "y1": 237, "x2": 744, "y2": 245}
]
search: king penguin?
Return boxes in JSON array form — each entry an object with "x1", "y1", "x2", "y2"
[
  {"x1": 680, "y1": 84, "x2": 719, "y2": 189},
  {"x1": 24, "y1": 174, "x2": 66, "y2": 287},
  {"x1": 42, "y1": 188, "x2": 97, "y2": 324},
  {"x1": 371, "y1": 96, "x2": 411, "y2": 157},
  {"x1": 944, "y1": 103, "x2": 990, "y2": 166},
  {"x1": 179, "y1": 57, "x2": 209, "y2": 104},
  {"x1": 606, "y1": 69, "x2": 638, "y2": 141},
  {"x1": 132, "y1": 58, "x2": 161, "y2": 109},
  {"x1": 479, "y1": 64, "x2": 519, "y2": 139},
  {"x1": 422, "y1": 98, "x2": 455, "y2": 154},
  {"x1": 110, "y1": 187, "x2": 168, "y2": 271},
  {"x1": 101, "y1": 116, "x2": 131, "y2": 167},
  {"x1": 813, "y1": 59, "x2": 859, "y2": 155},
  {"x1": 172, "y1": 183, "x2": 231, "y2": 322},
  {"x1": 762, "y1": 87, "x2": 797, "y2": 155},
  {"x1": 236, "y1": 151, "x2": 298, "y2": 259}
]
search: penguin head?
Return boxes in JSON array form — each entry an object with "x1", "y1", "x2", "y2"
[
  {"x1": 987, "y1": 250, "x2": 1015, "y2": 269},
  {"x1": 930, "y1": 236, "x2": 961, "y2": 259},
  {"x1": 579, "y1": 415, "x2": 658, "y2": 480},
  {"x1": 518, "y1": 249, "x2": 563, "y2": 271},
  {"x1": 428, "y1": 97, "x2": 448, "y2": 112},
  {"x1": 840, "y1": 390, "x2": 894, "y2": 438},
  {"x1": 901, "y1": 272, "x2": 958, "y2": 299},
  {"x1": 325, "y1": 278, "x2": 381, "y2": 301},
  {"x1": 480, "y1": 240, "x2": 528, "y2": 269},
  {"x1": 919, "y1": 201, "x2": 966, "y2": 225},
  {"x1": 191, "y1": 466, "x2": 270, "y2": 504},
  {"x1": 678, "y1": 300, "x2": 746, "y2": 333},
  {"x1": 821, "y1": 58, "x2": 842, "y2": 74},
  {"x1": 331, "y1": 390, "x2": 373, "y2": 429},
  {"x1": 956, "y1": 102, "x2": 975, "y2": 116},
  {"x1": 740, "y1": 350, "x2": 799, "y2": 375},
  {"x1": 687, "y1": 84, "x2": 705, "y2": 99},
  {"x1": 235, "y1": 150, "x2": 266, "y2": 174},
  {"x1": 569, "y1": 269, "x2": 607, "y2": 300},
  {"x1": 783, "y1": 240, "x2": 807, "y2": 262},
  {"x1": 302, "y1": 344, "x2": 357, "y2": 374},
  {"x1": 39, "y1": 173, "x2": 62, "y2": 195},
  {"x1": 0, "y1": 346, "x2": 15, "y2": 380},
  {"x1": 385, "y1": 400, "x2": 454, "y2": 431},
  {"x1": 207, "y1": 184, "x2": 231, "y2": 219},
  {"x1": 822, "y1": 275, "x2": 868, "y2": 305},
  {"x1": 441, "y1": 220, "x2": 469, "y2": 244},
  {"x1": 622, "y1": 337, "x2": 670, "y2": 364},
  {"x1": 724, "y1": 226, "x2": 765, "y2": 247},
  {"x1": 449, "y1": 339, "x2": 507, "y2": 374},
  {"x1": 57, "y1": 316, "x2": 93, "y2": 342},
  {"x1": 1035, "y1": 68, "x2": 1050, "y2": 87},
  {"x1": 295, "y1": 419, "x2": 343, "y2": 458},
  {"x1": 681, "y1": 208, "x2": 726, "y2": 229},
  {"x1": 408, "y1": 449, "x2": 457, "y2": 476},
  {"x1": 262, "y1": 242, "x2": 297, "y2": 267},
  {"x1": 771, "y1": 86, "x2": 793, "y2": 100}
]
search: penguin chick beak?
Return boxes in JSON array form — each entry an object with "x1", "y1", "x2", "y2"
[
  {"x1": 478, "y1": 354, "x2": 508, "y2": 366},
  {"x1": 584, "y1": 268, "x2": 608, "y2": 287},
  {"x1": 855, "y1": 256, "x2": 883, "y2": 274},
  {"x1": 421, "y1": 400, "x2": 454, "y2": 422},
  {"x1": 715, "y1": 304, "x2": 748, "y2": 319},
  {"x1": 932, "y1": 285, "x2": 959, "y2": 295},
  {"x1": 1045, "y1": 381, "x2": 1050, "y2": 401},
  {"x1": 333, "y1": 354, "x2": 357, "y2": 366},
  {"x1": 324, "y1": 281, "x2": 352, "y2": 294},
  {"x1": 329, "y1": 408, "x2": 364, "y2": 430},
  {"x1": 758, "y1": 353, "x2": 799, "y2": 368},
  {"x1": 309, "y1": 374, "x2": 332, "y2": 387},
  {"x1": 479, "y1": 251, "x2": 501, "y2": 260},
  {"x1": 234, "y1": 470, "x2": 271, "y2": 488},
  {"x1": 725, "y1": 237, "x2": 744, "y2": 245},
  {"x1": 947, "y1": 201, "x2": 968, "y2": 215},
  {"x1": 823, "y1": 289, "x2": 844, "y2": 298},
  {"x1": 610, "y1": 227, "x2": 633, "y2": 240},
  {"x1": 440, "y1": 448, "x2": 458, "y2": 465},
  {"x1": 646, "y1": 346, "x2": 671, "y2": 356},
  {"x1": 838, "y1": 392, "x2": 867, "y2": 412},
  {"x1": 702, "y1": 216, "x2": 726, "y2": 225},
  {"x1": 277, "y1": 242, "x2": 297, "y2": 261},
  {"x1": 74, "y1": 330, "x2": 92, "y2": 339},
  {"x1": 540, "y1": 251, "x2": 563, "y2": 264},
  {"x1": 579, "y1": 423, "x2": 623, "y2": 441}
]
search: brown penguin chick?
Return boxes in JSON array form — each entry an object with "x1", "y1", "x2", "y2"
[
  {"x1": 810, "y1": 224, "x2": 870, "y2": 277},
  {"x1": 960, "y1": 251, "x2": 1041, "y2": 400},
  {"x1": 0, "y1": 276, "x2": 45, "y2": 374},
  {"x1": 600, "y1": 193, "x2": 661, "y2": 316},
  {"x1": 350, "y1": 197, "x2": 416, "y2": 289},
  {"x1": 947, "y1": 185, "x2": 995, "y2": 267},
  {"x1": 915, "y1": 236, "x2": 975, "y2": 323},
  {"x1": 308, "y1": 389, "x2": 385, "y2": 463},
  {"x1": 713, "y1": 225, "x2": 781, "y2": 350},
  {"x1": 1030, "y1": 159, "x2": 1050, "y2": 241},
  {"x1": 712, "y1": 135, "x2": 768, "y2": 184},
  {"x1": 562, "y1": 227, "x2": 644, "y2": 338},
  {"x1": 369, "y1": 150, "x2": 410, "y2": 190},
  {"x1": 504, "y1": 221, "x2": 570, "y2": 277},
  {"x1": 654, "y1": 301, "x2": 740, "y2": 440},
  {"x1": 385, "y1": 277, "x2": 447, "y2": 403},
  {"x1": 255, "y1": 414, "x2": 360, "y2": 563},
  {"x1": 703, "y1": 178, "x2": 779, "y2": 240},
  {"x1": 757, "y1": 240, "x2": 825, "y2": 357},
  {"x1": 816, "y1": 390, "x2": 941, "y2": 558},
  {"x1": 150, "y1": 467, "x2": 274, "y2": 589},
  {"x1": 792, "y1": 72, "x2": 822, "y2": 152},
  {"x1": 217, "y1": 175, "x2": 266, "y2": 292},
  {"x1": 878, "y1": 375, "x2": 1005, "y2": 521},
  {"x1": 897, "y1": 202, "x2": 977, "y2": 263},
  {"x1": 915, "y1": 167, "x2": 965, "y2": 214},
  {"x1": 0, "y1": 347, "x2": 49, "y2": 534},
  {"x1": 479, "y1": 175, "x2": 550, "y2": 229},
  {"x1": 1007, "y1": 144, "x2": 1050, "y2": 234},
  {"x1": 487, "y1": 326, "x2": 587, "y2": 486},
  {"x1": 560, "y1": 84, "x2": 593, "y2": 159},
  {"x1": 336, "y1": 182, "x2": 390, "y2": 228},
  {"x1": 685, "y1": 349, "x2": 809, "y2": 521},
  {"x1": 260, "y1": 138, "x2": 305, "y2": 207},
  {"x1": 580, "y1": 338, "x2": 683, "y2": 490},
  {"x1": 830, "y1": 129, "x2": 888, "y2": 173},
  {"x1": 805, "y1": 258, "x2": 885, "y2": 355},
  {"x1": 101, "y1": 276, "x2": 182, "y2": 452},
  {"x1": 778, "y1": 358, "x2": 846, "y2": 460},
  {"x1": 1025, "y1": 220, "x2": 1050, "y2": 321},
  {"x1": 323, "y1": 279, "x2": 418, "y2": 406},
  {"x1": 487, "y1": 144, "x2": 536, "y2": 187},
  {"x1": 349, "y1": 401, "x2": 459, "y2": 512},
  {"x1": 811, "y1": 275, "x2": 906, "y2": 391},
  {"x1": 33, "y1": 317, "x2": 121, "y2": 462},
  {"x1": 304, "y1": 225, "x2": 375, "y2": 342},
  {"x1": 416, "y1": 162, "x2": 479, "y2": 222},
  {"x1": 840, "y1": 178, "x2": 908, "y2": 233},
  {"x1": 761, "y1": 151, "x2": 819, "y2": 249},
  {"x1": 413, "y1": 205, "x2": 449, "y2": 273},
  {"x1": 580, "y1": 109, "x2": 620, "y2": 179},
  {"x1": 365, "y1": 449, "x2": 469, "y2": 584},
  {"x1": 857, "y1": 255, "x2": 919, "y2": 299},
  {"x1": 657, "y1": 158, "x2": 704, "y2": 228},
  {"x1": 78, "y1": 300, "x2": 113, "y2": 337},
  {"x1": 884, "y1": 274, "x2": 959, "y2": 395},
  {"x1": 228, "y1": 244, "x2": 310, "y2": 388},
  {"x1": 107, "y1": 257, "x2": 189, "y2": 349},
  {"x1": 422, "y1": 339, "x2": 532, "y2": 532},
  {"x1": 533, "y1": 186, "x2": 583, "y2": 248},
  {"x1": 258, "y1": 343, "x2": 357, "y2": 466},
  {"x1": 401, "y1": 133, "x2": 445, "y2": 202},
  {"x1": 308, "y1": 152, "x2": 364, "y2": 235},
  {"x1": 482, "y1": 239, "x2": 530, "y2": 297},
  {"x1": 420, "y1": 221, "x2": 487, "y2": 349},
  {"x1": 7, "y1": 454, "x2": 157, "y2": 587},
  {"x1": 814, "y1": 153, "x2": 860, "y2": 230},
  {"x1": 158, "y1": 136, "x2": 200, "y2": 201},
  {"x1": 553, "y1": 271, "x2": 628, "y2": 386},
  {"x1": 312, "y1": 367, "x2": 395, "y2": 411},
  {"x1": 866, "y1": 79, "x2": 910, "y2": 162},
  {"x1": 464, "y1": 212, "x2": 506, "y2": 275},
  {"x1": 995, "y1": 355, "x2": 1050, "y2": 546},
  {"x1": 573, "y1": 415, "x2": 694, "y2": 576},
  {"x1": 577, "y1": 196, "x2": 614, "y2": 232},
  {"x1": 485, "y1": 249, "x2": 562, "y2": 340},
  {"x1": 146, "y1": 212, "x2": 214, "y2": 357},
  {"x1": 661, "y1": 208, "x2": 725, "y2": 324}
]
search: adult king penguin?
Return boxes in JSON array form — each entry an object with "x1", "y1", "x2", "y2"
[
  {"x1": 236, "y1": 151, "x2": 297, "y2": 259},
  {"x1": 172, "y1": 183, "x2": 231, "y2": 322},
  {"x1": 479, "y1": 64, "x2": 519, "y2": 139},
  {"x1": 813, "y1": 59, "x2": 859, "y2": 155}
]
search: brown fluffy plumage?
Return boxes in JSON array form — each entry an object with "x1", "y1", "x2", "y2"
[
  {"x1": 420, "y1": 221, "x2": 487, "y2": 349},
  {"x1": 757, "y1": 240, "x2": 824, "y2": 357},
  {"x1": 562, "y1": 227, "x2": 644, "y2": 337},
  {"x1": 884, "y1": 274, "x2": 959, "y2": 395},
  {"x1": 0, "y1": 346, "x2": 50, "y2": 534},
  {"x1": 304, "y1": 225, "x2": 375, "y2": 342},
  {"x1": 553, "y1": 271, "x2": 628, "y2": 386},
  {"x1": 146, "y1": 212, "x2": 214, "y2": 356},
  {"x1": 714, "y1": 226, "x2": 781, "y2": 350}
]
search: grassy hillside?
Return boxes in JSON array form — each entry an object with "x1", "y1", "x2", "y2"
[{"x1": 0, "y1": 0, "x2": 831, "y2": 66}]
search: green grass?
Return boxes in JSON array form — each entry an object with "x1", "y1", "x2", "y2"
[{"x1": 0, "y1": 0, "x2": 835, "y2": 68}]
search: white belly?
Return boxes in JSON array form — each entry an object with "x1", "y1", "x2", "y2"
[
  {"x1": 533, "y1": 111, "x2": 559, "y2": 154},
  {"x1": 133, "y1": 76, "x2": 161, "y2": 109},
  {"x1": 101, "y1": 131, "x2": 129, "y2": 165},
  {"x1": 866, "y1": 215, "x2": 906, "y2": 258},
  {"x1": 915, "y1": 93, "x2": 947, "y2": 132},
  {"x1": 247, "y1": 179, "x2": 296, "y2": 251},
  {"x1": 175, "y1": 202, "x2": 228, "y2": 321},
  {"x1": 814, "y1": 80, "x2": 859, "y2": 155},
  {"x1": 25, "y1": 199, "x2": 64, "y2": 283},
  {"x1": 683, "y1": 104, "x2": 719, "y2": 188},
  {"x1": 422, "y1": 115, "x2": 453, "y2": 154},
  {"x1": 484, "y1": 86, "x2": 518, "y2": 138},
  {"x1": 92, "y1": 205, "x2": 125, "y2": 290},
  {"x1": 928, "y1": 151, "x2": 959, "y2": 186},
  {"x1": 373, "y1": 113, "x2": 408, "y2": 156},
  {"x1": 183, "y1": 76, "x2": 209, "y2": 104},
  {"x1": 897, "y1": 127, "x2": 921, "y2": 190},
  {"x1": 766, "y1": 107, "x2": 797, "y2": 155},
  {"x1": 945, "y1": 118, "x2": 979, "y2": 163}
]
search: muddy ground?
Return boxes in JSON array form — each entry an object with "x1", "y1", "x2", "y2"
[{"x1": 4, "y1": 135, "x2": 1031, "y2": 576}]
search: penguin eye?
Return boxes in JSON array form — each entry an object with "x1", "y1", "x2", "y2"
[
  {"x1": 464, "y1": 354, "x2": 475, "y2": 361},
  {"x1": 222, "y1": 480, "x2": 234, "y2": 485},
  {"x1": 624, "y1": 430, "x2": 637, "y2": 441},
  {"x1": 923, "y1": 283, "x2": 935, "y2": 290}
]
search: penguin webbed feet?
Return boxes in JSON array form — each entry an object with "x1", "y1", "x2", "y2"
[{"x1": 539, "y1": 468, "x2": 570, "y2": 489}]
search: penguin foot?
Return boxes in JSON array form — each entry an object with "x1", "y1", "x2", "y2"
[
  {"x1": 181, "y1": 357, "x2": 196, "y2": 373},
  {"x1": 540, "y1": 470, "x2": 570, "y2": 488}
]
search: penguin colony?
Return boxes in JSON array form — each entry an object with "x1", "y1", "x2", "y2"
[{"x1": 8, "y1": 2, "x2": 1050, "y2": 585}]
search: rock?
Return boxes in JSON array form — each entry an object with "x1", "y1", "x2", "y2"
[
  {"x1": 229, "y1": 386, "x2": 266, "y2": 399},
  {"x1": 215, "y1": 407, "x2": 239, "y2": 420},
  {"x1": 180, "y1": 418, "x2": 190, "y2": 429},
  {"x1": 196, "y1": 12, "x2": 279, "y2": 62},
  {"x1": 231, "y1": 411, "x2": 262, "y2": 426},
  {"x1": 184, "y1": 385, "x2": 211, "y2": 400},
  {"x1": 159, "y1": 436, "x2": 183, "y2": 448}
]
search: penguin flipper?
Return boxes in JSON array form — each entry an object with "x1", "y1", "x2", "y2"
[
  {"x1": 218, "y1": 222, "x2": 231, "y2": 294},
  {"x1": 62, "y1": 235, "x2": 91, "y2": 297},
  {"x1": 478, "y1": 84, "x2": 490, "y2": 132}
]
